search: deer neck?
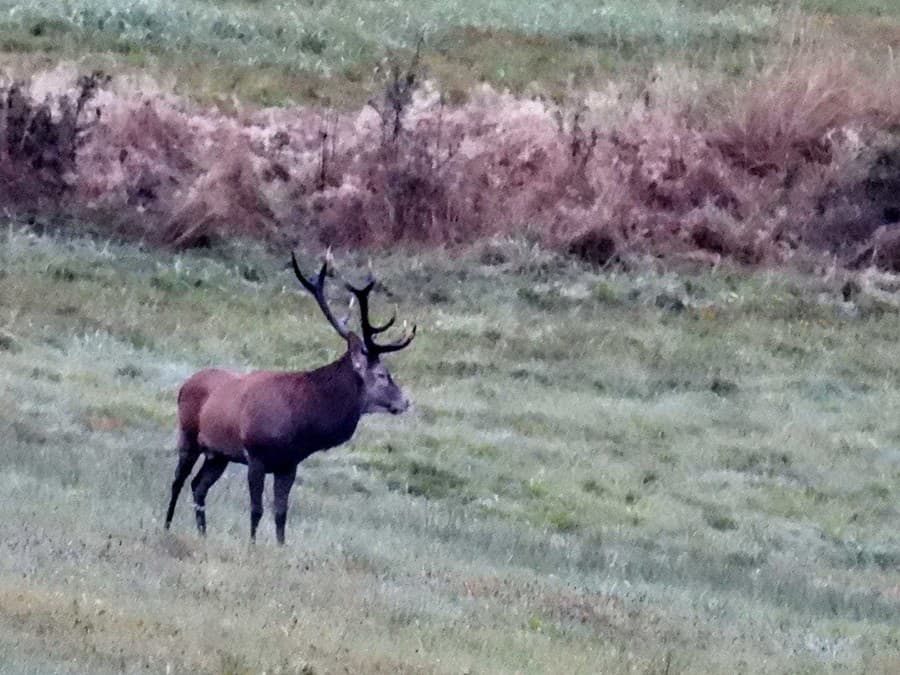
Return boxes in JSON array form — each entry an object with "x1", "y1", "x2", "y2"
[{"x1": 285, "y1": 352, "x2": 365, "y2": 451}]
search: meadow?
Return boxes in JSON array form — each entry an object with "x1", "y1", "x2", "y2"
[
  {"x1": 0, "y1": 0, "x2": 808, "y2": 105},
  {"x1": 2, "y1": 228, "x2": 900, "y2": 673},
  {"x1": 0, "y1": 0, "x2": 897, "y2": 105},
  {"x1": 1, "y1": 0, "x2": 900, "y2": 672}
]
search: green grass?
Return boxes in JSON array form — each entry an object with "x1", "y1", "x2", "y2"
[
  {"x1": 2, "y1": 227, "x2": 900, "y2": 672},
  {"x1": 0, "y1": 0, "x2": 779, "y2": 67},
  {"x1": 1, "y1": 0, "x2": 899, "y2": 670},
  {"x1": 803, "y1": 0, "x2": 900, "y2": 14},
  {"x1": 2, "y1": 0, "x2": 897, "y2": 105},
  {"x1": 2, "y1": 2, "x2": 897, "y2": 108}
]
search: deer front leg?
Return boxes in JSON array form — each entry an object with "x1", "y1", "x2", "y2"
[
  {"x1": 247, "y1": 457, "x2": 266, "y2": 542},
  {"x1": 273, "y1": 465, "x2": 298, "y2": 545}
]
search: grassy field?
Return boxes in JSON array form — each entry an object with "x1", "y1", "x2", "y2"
[
  {"x1": 2, "y1": 0, "x2": 900, "y2": 672},
  {"x1": 2, "y1": 226, "x2": 900, "y2": 673},
  {"x1": 0, "y1": 0, "x2": 897, "y2": 104}
]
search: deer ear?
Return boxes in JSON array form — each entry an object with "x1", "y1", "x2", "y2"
[{"x1": 347, "y1": 334, "x2": 368, "y2": 374}]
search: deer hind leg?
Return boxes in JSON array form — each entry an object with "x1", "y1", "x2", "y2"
[
  {"x1": 165, "y1": 439, "x2": 200, "y2": 530},
  {"x1": 273, "y1": 465, "x2": 298, "y2": 545},
  {"x1": 190, "y1": 453, "x2": 229, "y2": 536}
]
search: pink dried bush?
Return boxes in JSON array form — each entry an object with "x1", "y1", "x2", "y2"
[
  {"x1": 711, "y1": 60, "x2": 897, "y2": 177},
  {"x1": 3, "y1": 60, "x2": 898, "y2": 269},
  {"x1": 79, "y1": 97, "x2": 196, "y2": 215}
]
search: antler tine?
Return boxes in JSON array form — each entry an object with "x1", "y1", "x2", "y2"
[
  {"x1": 369, "y1": 313, "x2": 396, "y2": 334},
  {"x1": 345, "y1": 279, "x2": 377, "y2": 354},
  {"x1": 290, "y1": 251, "x2": 317, "y2": 294},
  {"x1": 338, "y1": 295, "x2": 356, "y2": 332},
  {"x1": 346, "y1": 274, "x2": 415, "y2": 355},
  {"x1": 374, "y1": 323, "x2": 417, "y2": 354},
  {"x1": 291, "y1": 251, "x2": 351, "y2": 340}
]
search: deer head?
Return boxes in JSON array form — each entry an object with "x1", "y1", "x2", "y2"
[{"x1": 292, "y1": 252, "x2": 416, "y2": 415}]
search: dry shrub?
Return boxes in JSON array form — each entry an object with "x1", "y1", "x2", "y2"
[
  {"x1": 711, "y1": 60, "x2": 887, "y2": 175},
  {"x1": 0, "y1": 71, "x2": 106, "y2": 209},
  {"x1": 79, "y1": 96, "x2": 196, "y2": 214},
  {"x1": 4, "y1": 59, "x2": 898, "y2": 269},
  {"x1": 162, "y1": 140, "x2": 279, "y2": 248},
  {"x1": 707, "y1": 58, "x2": 900, "y2": 263},
  {"x1": 78, "y1": 91, "x2": 314, "y2": 246},
  {"x1": 310, "y1": 95, "x2": 463, "y2": 247},
  {"x1": 807, "y1": 141, "x2": 900, "y2": 264}
]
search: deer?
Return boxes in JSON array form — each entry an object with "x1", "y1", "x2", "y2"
[{"x1": 163, "y1": 253, "x2": 416, "y2": 544}]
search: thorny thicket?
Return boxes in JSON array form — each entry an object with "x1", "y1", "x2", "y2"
[{"x1": 3, "y1": 62, "x2": 900, "y2": 269}]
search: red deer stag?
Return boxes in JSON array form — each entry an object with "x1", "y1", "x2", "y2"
[{"x1": 164, "y1": 254, "x2": 416, "y2": 544}]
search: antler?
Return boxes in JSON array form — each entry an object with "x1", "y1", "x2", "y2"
[
  {"x1": 346, "y1": 277, "x2": 416, "y2": 356},
  {"x1": 291, "y1": 252, "x2": 351, "y2": 340},
  {"x1": 292, "y1": 252, "x2": 416, "y2": 354}
]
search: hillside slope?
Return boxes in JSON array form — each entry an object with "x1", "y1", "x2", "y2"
[{"x1": 2, "y1": 229, "x2": 900, "y2": 673}]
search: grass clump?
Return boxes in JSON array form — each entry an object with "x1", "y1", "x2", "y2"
[
  {"x1": 372, "y1": 457, "x2": 468, "y2": 500},
  {"x1": 703, "y1": 508, "x2": 739, "y2": 532}
]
